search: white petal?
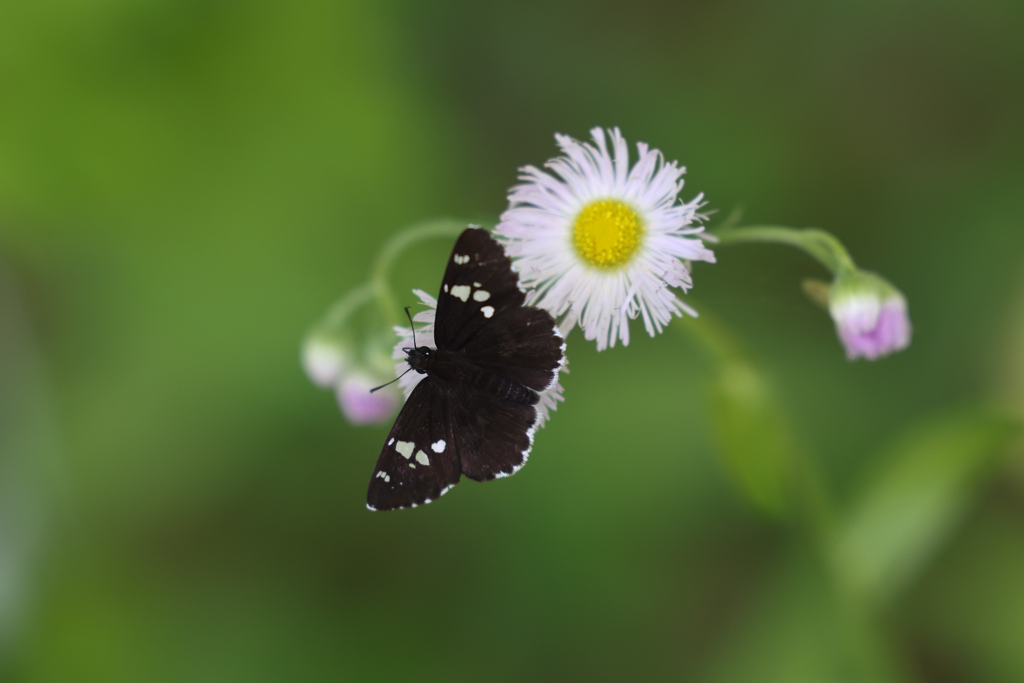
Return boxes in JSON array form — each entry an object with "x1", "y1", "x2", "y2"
[{"x1": 495, "y1": 127, "x2": 714, "y2": 350}]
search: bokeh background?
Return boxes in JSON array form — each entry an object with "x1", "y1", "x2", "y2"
[{"x1": 3, "y1": 1, "x2": 1024, "y2": 681}]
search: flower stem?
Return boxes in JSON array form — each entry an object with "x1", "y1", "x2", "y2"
[
  {"x1": 370, "y1": 218, "x2": 473, "y2": 326},
  {"x1": 677, "y1": 311, "x2": 910, "y2": 681},
  {"x1": 314, "y1": 283, "x2": 374, "y2": 334},
  {"x1": 711, "y1": 225, "x2": 857, "y2": 275}
]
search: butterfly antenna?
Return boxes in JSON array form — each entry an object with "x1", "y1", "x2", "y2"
[
  {"x1": 405, "y1": 306, "x2": 419, "y2": 347},
  {"x1": 369, "y1": 306, "x2": 420, "y2": 393},
  {"x1": 370, "y1": 367, "x2": 414, "y2": 394}
]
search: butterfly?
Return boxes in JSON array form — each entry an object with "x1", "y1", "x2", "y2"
[{"x1": 366, "y1": 227, "x2": 566, "y2": 511}]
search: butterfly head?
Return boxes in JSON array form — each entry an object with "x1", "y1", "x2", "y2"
[{"x1": 405, "y1": 346, "x2": 434, "y2": 375}]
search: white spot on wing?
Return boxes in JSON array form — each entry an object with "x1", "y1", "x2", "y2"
[
  {"x1": 454, "y1": 254, "x2": 470, "y2": 265},
  {"x1": 450, "y1": 285, "x2": 471, "y2": 302},
  {"x1": 415, "y1": 450, "x2": 430, "y2": 466},
  {"x1": 395, "y1": 441, "x2": 414, "y2": 459},
  {"x1": 472, "y1": 289, "x2": 490, "y2": 302},
  {"x1": 443, "y1": 284, "x2": 449, "y2": 293},
  {"x1": 387, "y1": 438, "x2": 394, "y2": 446},
  {"x1": 431, "y1": 439, "x2": 446, "y2": 453},
  {"x1": 481, "y1": 306, "x2": 494, "y2": 318},
  {"x1": 473, "y1": 282, "x2": 482, "y2": 287}
]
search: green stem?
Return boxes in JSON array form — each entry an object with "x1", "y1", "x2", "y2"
[
  {"x1": 306, "y1": 282, "x2": 375, "y2": 340},
  {"x1": 370, "y1": 218, "x2": 473, "y2": 326},
  {"x1": 676, "y1": 312, "x2": 908, "y2": 681},
  {"x1": 712, "y1": 225, "x2": 857, "y2": 275},
  {"x1": 677, "y1": 313, "x2": 838, "y2": 539},
  {"x1": 672, "y1": 307, "x2": 743, "y2": 365}
]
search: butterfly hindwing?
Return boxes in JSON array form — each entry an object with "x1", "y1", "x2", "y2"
[
  {"x1": 434, "y1": 227, "x2": 525, "y2": 351},
  {"x1": 450, "y1": 389, "x2": 538, "y2": 482},
  {"x1": 460, "y1": 306, "x2": 564, "y2": 393},
  {"x1": 367, "y1": 379, "x2": 461, "y2": 511}
]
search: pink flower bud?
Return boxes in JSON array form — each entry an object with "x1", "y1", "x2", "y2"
[
  {"x1": 828, "y1": 271, "x2": 912, "y2": 361},
  {"x1": 336, "y1": 373, "x2": 399, "y2": 425}
]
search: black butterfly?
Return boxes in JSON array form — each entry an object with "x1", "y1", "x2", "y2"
[{"x1": 366, "y1": 227, "x2": 565, "y2": 511}]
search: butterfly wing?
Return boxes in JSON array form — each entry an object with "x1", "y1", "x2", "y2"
[
  {"x1": 366, "y1": 373, "x2": 537, "y2": 507},
  {"x1": 369, "y1": 226, "x2": 566, "y2": 509},
  {"x1": 433, "y1": 227, "x2": 565, "y2": 480},
  {"x1": 433, "y1": 227, "x2": 526, "y2": 351},
  {"x1": 460, "y1": 306, "x2": 564, "y2": 393},
  {"x1": 451, "y1": 389, "x2": 540, "y2": 482},
  {"x1": 434, "y1": 227, "x2": 564, "y2": 391},
  {"x1": 366, "y1": 378, "x2": 461, "y2": 511}
]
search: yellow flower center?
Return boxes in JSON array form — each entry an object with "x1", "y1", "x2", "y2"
[{"x1": 572, "y1": 199, "x2": 643, "y2": 269}]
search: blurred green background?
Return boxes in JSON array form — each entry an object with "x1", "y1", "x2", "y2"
[{"x1": 2, "y1": 0, "x2": 1024, "y2": 681}]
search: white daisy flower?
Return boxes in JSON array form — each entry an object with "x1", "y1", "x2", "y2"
[
  {"x1": 495, "y1": 127, "x2": 716, "y2": 351},
  {"x1": 393, "y1": 289, "x2": 565, "y2": 427}
]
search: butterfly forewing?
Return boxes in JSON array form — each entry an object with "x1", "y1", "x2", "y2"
[
  {"x1": 367, "y1": 379, "x2": 461, "y2": 511},
  {"x1": 433, "y1": 228, "x2": 526, "y2": 351}
]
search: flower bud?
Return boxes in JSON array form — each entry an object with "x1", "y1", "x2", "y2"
[
  {"x1": 302, "y1": 283, "x2": 403, "y2": 426},
  {"x1": 336, "y1": 372, "x2": 399, "y2": 425},
  {"x1": 301, "y1": 337, "x2": 350, "y2": 388},
  {"x1": 828, "y1": 270, "x2": 912, "y2": 361}
]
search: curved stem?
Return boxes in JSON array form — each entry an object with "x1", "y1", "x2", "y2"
[
  {"x1": 324, "y1": 283, "x2": 374, "y2": 330},
  {"x1": 306, "y1": 282, "x2": 375, "y2": 340},
  {"x1": 370, "y1": 218, "x2": 473, "y2": 326},
  {"x1": 712, "y1": 225, "x2": 857, "y2": 275}
]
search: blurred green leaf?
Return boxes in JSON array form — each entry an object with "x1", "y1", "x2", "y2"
[
  {"x1": 0, "y1": 262, "x2": 60, "y2": 669},
  {"x1": 698, "y1": 547, "x2": 912, "y2": 683},
  {"x1": 834, "y1": 407, "x2": 1021, "y2": 609},
  {"x1": 679, "y1": 314, "x2": 798, "y2": 520},
  {"x1": 908, "y1": 502, "x2": 1024, "y2": 682},
  {"x1": 709, "y1": 360, "x2": 792, "y2": 519}
]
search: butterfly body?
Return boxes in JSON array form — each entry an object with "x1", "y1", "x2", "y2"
[
  {"x1": 403, "y1": 346, "x2": 540, "y2": 406},
  {"x1": 367, "y1": 228, "x2": 564, "y2": 511}
]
